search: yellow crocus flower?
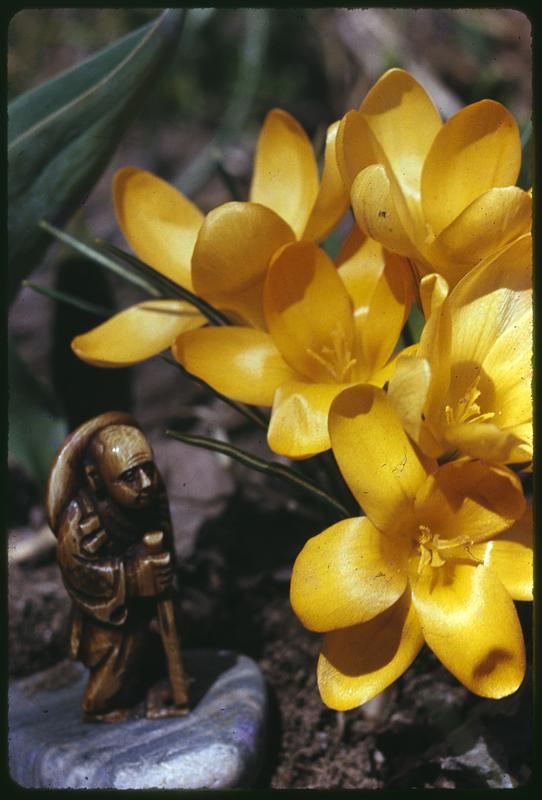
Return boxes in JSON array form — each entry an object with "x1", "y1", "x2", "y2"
[
  {"x1": 387, "y1": 233, "x2": 532, "y2": 465},
  {"x1": 72, "y1": 109, "x2": 348, "y2": 366},
  {"x1": 291, "y1": 384, "x2": 532, "y2": 709},
  {"x1": 337, "y1": 68, "x2": 531, "y2": 289},
  {"x1": 173, "y1": 236, "x2": 413, "y2": 458}
]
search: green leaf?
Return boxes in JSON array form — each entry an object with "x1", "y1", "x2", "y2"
[
  {"x1": 39, "y1": 221, "x2": 162, "y2": 297},
  {"x1": 8, "y1": 9, "x2": 185, "y2": 304},
  {"x1": 39, "y1": 221, "x2": 232, "y2": 327},
  {"x1": 404, "y1": 303, "x2": 425, "y2": 346},
  {"x1": 8, "y1": 340, "x2": 67, "y2": 490},
  {"x1": 22, "y1": 279, "x2": 112, "y2": 318},
  {"x1": 166, "y1": 430, "x2": 351, "y2": 520},
  {"x1": 96, "y1": 240, "x2": 232, "y2": 326}
]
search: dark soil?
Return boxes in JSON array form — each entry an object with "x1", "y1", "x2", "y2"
[{"x1": 8, "y1": 483, "x2": 533, "y2": 790}]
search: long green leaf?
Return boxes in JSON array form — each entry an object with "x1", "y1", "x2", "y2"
[
  {"x1": 96, "y1": 241, "x2": 231, "y2": 325},
  {"x1": 39, "y1": 222, "x2": 232, "y2": 326},
  {"x1": 166, "y1": 430, "x2": 352, "y2": 519},
  {"x1": 39, "y1": 221, "x2": 162, "y2": 296},
  {"x1": 8, "y1": 10, "x2": 185, "y2": 304},
  {"x1": 22, "y1": 279, "x2": 112, "y2": 318}
]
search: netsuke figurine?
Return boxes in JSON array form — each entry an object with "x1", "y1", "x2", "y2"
[{"x1": 46, "y1": 412, "x2": 189, "y2": 722}]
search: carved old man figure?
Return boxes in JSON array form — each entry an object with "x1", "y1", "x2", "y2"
[{"x1": 46, "y1": 412, "x2": 188, "y2": 722}]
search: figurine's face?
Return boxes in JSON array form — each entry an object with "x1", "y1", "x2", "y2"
[{"x1": 94, "y1": 426, "x2": 158, "y2": 509}]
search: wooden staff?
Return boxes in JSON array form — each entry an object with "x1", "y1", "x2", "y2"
[{"x1": 144, "y1": 531, "x2": 188, "y2": 711}]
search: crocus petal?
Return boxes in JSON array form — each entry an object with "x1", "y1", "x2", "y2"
[
  {"x1": 351, "y1": 165, "x2": 419, "y2": 259},
  {"x1": 444, "y1": 235, "x2": 532, "y2": 428},
  {"x1": 360, "y1": 68, "x2": 442, "y2": 205},
  {"x1": 421, "y1": 100, "x2": 522, "y2": 236},
  {"x1": 368, "y1": 343, "x2": 420, "y2": 390},
  {"x1": 501, "y1": 422, "x2": 533, "y2": 460},
  {"x1": 357, "y1": 251, "x2": 413, "y2": 375},
  {"x1": 303, "y1": 120, "x2": 350, "y2": 242},
  {"x1": 428, "y1": 187, "x2": 532, "y2": 288},
  {"x1": 337, "y1": 228, "x2": 380, "y2": 310},
  {"x1": 317, "y1": 591, "x2": 424, "y2": 711},
  {"x1": 470, "y1": 506, "x2": 533, "y2": 601},
  {"x1": 414, "y1": 460, "x2": 526, "y2": 544},
  {"x1": 191, "y1": 202, "x2": 295, "y2": 329},
  {"x1": 443, "y1": 421, "x2": 532, "y2": 464},
  {"x1": 264, "y1": 242, "x2": 356, "y2": 384},
  {"x1": 72, "y1": 300, "x2": 205, "y2": 367},
  {"x1": 249, "y1": 108, "x2": 319, "y2": 239},
  {"x1": 336, "y1": 109, "x2": 378, "y2": 190},
  {"x1": 419, "y1": 273, "x2": 449, "y2": 320},
  {"x1": 336, "y1": 223, "x2": 368, "y2": 265},
  {"x1": 337, "y1": 231, "x2": 413, "y2": 376},
  {"x1": 329, "y1": 385, "x2": 432, "y2": 535},
  {"x1": 290, "y1": 516, "x2": 409, "y2": 632},
  {"x1": 412, "y1": 563, "x2": 525, "y2": 698},
  {"x1": 387, "y1": 355, "x2": 442, "y2": 457},
  {"x1": 172, "y1": 326, "x2": 297, "y2": 406},
  {"x1": 416, "y1": 277, "x2": 452, "y2": 421},
  {"x1": 267, "y1": 380, "x2": 348, "y2": 458},
  {"x1": 113, "y1": 168, "x2": 203, "y2": 291}
]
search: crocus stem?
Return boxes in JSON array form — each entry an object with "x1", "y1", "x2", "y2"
[{"x1": 166, "y1": 430, "x2": 351, "y2": 520}]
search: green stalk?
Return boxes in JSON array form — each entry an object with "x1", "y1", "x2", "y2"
[
  {"x1": 22, "y1": 279, "x2": 112, "y2": 317},
  {"x1": 166, "y1": 430, "x2": 351, "y2": 520},
  {"x1": 39, "y1": 220, "x2": 161, "y2": 296},
  {"x1": 95, "y1": 240, "x2": 231, "y2": 326}
]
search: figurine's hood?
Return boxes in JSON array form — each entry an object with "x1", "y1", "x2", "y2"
[{"x1": 45, "y1": 411, "x2": 138, "y2": 534}]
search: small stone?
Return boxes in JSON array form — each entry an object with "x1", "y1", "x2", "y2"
[{"x1": 9, "y1": 649, "x2": 268, "y2": 789}]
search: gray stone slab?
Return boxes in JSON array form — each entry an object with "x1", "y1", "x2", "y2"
[{"x1": 9, "y1": 649, "x2": 268, "y2": 789}]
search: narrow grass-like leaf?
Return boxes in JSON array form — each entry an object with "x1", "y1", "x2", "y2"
[
  {"x1": 161, "y1": 354, "x2": 269, "y2": 430},
  {"x1": 166, "y1": 430, "x2": 352, "y2": 519},
  {"x1": 22, "y1": 280, "x2": 112, "y2": 318},
  {"x1": 39, "y1": 221, "x2": 162, "y2": 296},
  {"x1": 8, "y1": 10, "x2": 185, "y2": 303},
  {"x1": 97, "y1": 240, "x2": 231, "y2": 326}
]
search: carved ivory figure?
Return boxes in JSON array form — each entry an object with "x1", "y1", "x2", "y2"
[{"x1": 46, "y1": 412, "x2": 188, "y2": 722}]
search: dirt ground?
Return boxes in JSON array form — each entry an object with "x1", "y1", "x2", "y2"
[{"x1": 8, "y1": 471, "x2": 533, "y2": 790}]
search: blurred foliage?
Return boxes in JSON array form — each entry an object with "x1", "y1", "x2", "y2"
[
  {"x1": 8, "y1": 9, "x2": 531, "y2": 195},
  {"x1": 8, "y1": 9, "x2": 184, "y2": 487},
  {"x1": 8, "y1": 9, "x2": 185, "y2": 302}
]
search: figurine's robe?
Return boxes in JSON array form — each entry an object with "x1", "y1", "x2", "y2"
[{"x1": 56, "y1": 477, "x2": 175, "y2": 713}]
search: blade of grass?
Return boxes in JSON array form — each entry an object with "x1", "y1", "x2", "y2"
[
  {"x1": 96, "y1": 240, "x2": 231, "y2": 326},
  {"x1": 39, "y1": 220, "x2": 161, "y2": 296},
  {"x1": 166, "y1": 430, "x2": 352, "y2": 519},
  {"x1": 22, "y1": 279, "x2": 112, "y2": 317}
]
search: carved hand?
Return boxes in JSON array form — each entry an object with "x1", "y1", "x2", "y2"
[{"x1": 130, "y1": 551, "x2": 173, "y2": 597}]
